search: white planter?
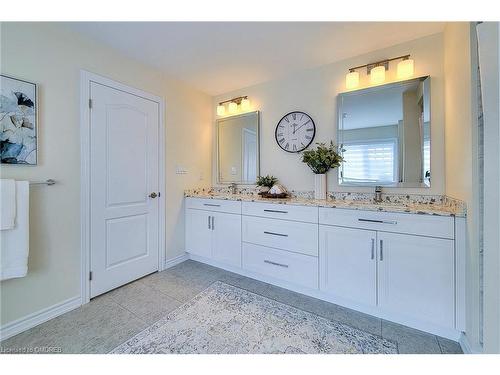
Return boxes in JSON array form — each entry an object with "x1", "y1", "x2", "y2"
[{"x1": 314, "y1": 174, "x2": 327, "y2": 200}]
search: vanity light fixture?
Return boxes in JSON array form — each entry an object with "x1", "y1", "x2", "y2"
[
  {"x1": 228, "y1": 102, "x2": 238, "y2": 114},
  {"x1": 370, "y1": 65, "x2": 386, "y2": 85},
  {"x1": 397, "y1": 57, "x2": 415, "y2": 79},
  {"x1": 345, "y1": 54, "x2": 413, "y2": 89},
  {"x1": 240, "y1": 97, "x2": 251, "y2": 111},
  {"x1": 216, "y1": 96, "x2": 250, "y2": 116},
  {"x1": 216, "y1": 104, "x2": 226, "y2": 116},
  {"x1": 345, "y1": 70, "x2": 360, "y2": 89}
]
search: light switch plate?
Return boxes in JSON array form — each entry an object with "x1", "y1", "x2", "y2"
[{"x1": 175, "y1": 165, "x2": 188, "y2": 174}]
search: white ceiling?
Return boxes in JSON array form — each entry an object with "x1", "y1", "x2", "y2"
[{"x1": 66, "y1": 22, "x2": 445, "y2": 96}]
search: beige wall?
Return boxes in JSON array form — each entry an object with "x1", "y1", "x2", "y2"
[
  {"x1": 213, "y1": 33, "x2": 445, "y2": 195},
  {"x1": 0, "y1": 23, "x2": 212, "y2": 326},
  {"x1": 443, "y1": 22, "x2": 481, "y2": 351}
]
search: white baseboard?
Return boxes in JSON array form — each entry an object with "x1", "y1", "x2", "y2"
[
  {"x1": 459, "y1": 332, "x2": 482, "y2": 354},
  {"x1": 0, "y1": 296, "x2": 81, "y2": 342},
  {"x1": 164, "y1": 253, "x2": 189, "y2": 269}
]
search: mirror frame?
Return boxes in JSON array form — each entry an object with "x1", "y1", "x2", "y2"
[
  {"x1": 216, "y1": 110, "x2": 261, "y2": 185},
  {"x1": 337, "y1": 76, "x2": 431, "y2": 188}
]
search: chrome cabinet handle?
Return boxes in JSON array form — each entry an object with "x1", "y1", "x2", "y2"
[
  {"x1": 264, "y1": 260, "x2": 289, "y2": 268},
  {"x1": 358, "y1": 218, "x2": 397, "y2": 225},
  {"x1": 204, "y1": 203, "x2": 221, "y2": 207},
  {"x1": 380, "y1": 240, "x2": 384, "y2": 261},
  {"x1": 263, "y1": 209, "x2": 288, "y2": 214},
  {"x1": 211, "y1": 216, "x2": 215, "y2": 230},
  {"x1": 208, "y1": 216, "x2": 211, "y2": 230},
  {"x1": 263, "y1": 231, "x2": 288, "y2": 237},
  {"x1": 371, "y1": 238, "x2": 375, "y2": 260}
]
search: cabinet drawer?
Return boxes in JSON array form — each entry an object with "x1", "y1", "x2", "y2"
[
  {"x1": 242, "y1": 201, "x2": 318, "y2": 223},
  {"x1": 186, "y1": 197, "x2": 241, "y2": 214},
  {"x1": 242, "y1": 242, "x2": 318, "y2": 290},
  {"x1": 319, "y1": 207, "x2": 454, "y2": 239},
  {"x1": 242, "y1": 216, "x2": 318, "y2": 256}
]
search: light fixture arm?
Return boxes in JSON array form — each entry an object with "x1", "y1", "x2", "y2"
[
  {"x1": 348, "y1": 54, "x2": 411, "y2": 74},
  {"x1": 218, "y1": 96, "x2": 248, "y2": 106}
]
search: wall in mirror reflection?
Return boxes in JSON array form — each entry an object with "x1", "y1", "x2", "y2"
[
  {"x1": 217, "y1": 111, "x2": 260, "y2": 184},
  {"x1": 338, "y1": 76, "x2": 431, "y2": 188}
]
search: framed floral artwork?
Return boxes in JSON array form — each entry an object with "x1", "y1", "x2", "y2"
[{"x1": 0, "y1": 74, "x2": 38, "y2": 165}]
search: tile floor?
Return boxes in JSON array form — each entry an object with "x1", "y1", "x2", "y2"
[{"x1": 0, "y1": 260, "x2": 463, "y2": 354}]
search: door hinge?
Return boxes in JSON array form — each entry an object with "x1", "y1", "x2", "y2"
[
  {"x1": 158, "y1": 192, "x2": 161, "y2": 197},
  {"x1": 89, "y1": 271, "x2": 93, "y2": 281},
  {"x1": 89, "y1": 99, "x2": 93, "y2": 109}
]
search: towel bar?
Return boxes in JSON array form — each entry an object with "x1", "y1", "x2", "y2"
[{"x1": 29, "y1": 179, "x2": 56, "y2": 186}]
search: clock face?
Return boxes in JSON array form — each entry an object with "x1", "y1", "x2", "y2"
[{"x1": 275, "y1": 111, "x2": 316, "y2": 153}]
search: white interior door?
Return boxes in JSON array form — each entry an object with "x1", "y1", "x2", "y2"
[{"x1": 90, "y1": 81, "x2": 160, "y2": 298}]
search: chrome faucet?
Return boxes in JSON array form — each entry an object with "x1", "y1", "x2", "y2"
[
  {"x1": 229, "y1": 182, "x2": 238, "y2": 194},
  {"x1": 374, "y1": 186, "x2": 383, "y2": 203}
]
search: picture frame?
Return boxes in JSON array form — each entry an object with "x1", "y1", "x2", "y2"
[{"x1": 0, "y1": 74, "x2": 38, "y2": 165}]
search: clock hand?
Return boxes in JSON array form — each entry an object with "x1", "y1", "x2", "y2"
[{"x1": 294, "y1": 123, "x2": 306, "y2": 133}]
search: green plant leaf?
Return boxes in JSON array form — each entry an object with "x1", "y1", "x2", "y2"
[{"x1": 301, "y1": 141, "x2": 344, "y2": 174}]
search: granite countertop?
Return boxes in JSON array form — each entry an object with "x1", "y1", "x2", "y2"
[{"x1": 184, "y1": 190, "x2": 466, "y2": 217}]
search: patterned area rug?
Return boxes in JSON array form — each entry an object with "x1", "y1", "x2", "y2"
[{"x1": 111, "y1": 281, "x2": 397, "y2": 354}]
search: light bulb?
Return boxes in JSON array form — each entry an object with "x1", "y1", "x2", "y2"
[
  {"x1": 397, "y1": 58, "x2": 414, "y2": 79},
  {"x1": 345, "y1": 71, "x2": 360, "y2": 89},
  {"x1": 370, "y1": 66, "x2": 386, "y2": 85},
  {"x1": 216, "y1": 104, "x2": 225, "y2": 116},
  {"x1": 240, "y1": 98, "x2": 250, "y2": 111},
  {"x1": 228, "y1": 102, "x2": 238, "y2": 114}
]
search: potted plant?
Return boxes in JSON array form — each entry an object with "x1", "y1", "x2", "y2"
[
  {"x1": 301, "y1": 141, "x2": 344, "y2": 199},
  {"x1": 256, "y1": 175, "x2": 278, "y2": 194}
]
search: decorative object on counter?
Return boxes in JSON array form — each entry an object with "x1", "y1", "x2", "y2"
[
  {"x1": 256, "y1": 175, "x2": 278, "y2": 193},
  {"x1": 260, "y1": 183, "x2": 289, "y2": 199},
  {"x1": 275, "y1": 111, "x2": 315, "y2": 153},
  {"x1": 302, "y1": 141, "x2": 343, "y2": 200},
  {"x1": 259, "y1": 181, "x2": 289, "y2": 199},
  {"x1": 0, "y1": 75, "x2": 37, "y2": 165},
  {"x1": 269, "y1": 183, "x2": 287, "y2": 195}
]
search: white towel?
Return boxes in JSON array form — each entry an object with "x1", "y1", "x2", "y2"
[
  {"x1": 0, "y1": 181, "x2": 29, "y2": 280},
  {"x1": 0, "y1": 179, "x2": 16, "y2": 230}
]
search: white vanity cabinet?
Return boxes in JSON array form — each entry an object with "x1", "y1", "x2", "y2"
[
  {"x1": 184, "y1": 197, "x2": 464, "y2": 339},
  {"x1": 377, "y1": 232, "x2": 454, "y2": 328},
  {"x1": 241, "y1": 202, "x2": 319, "y2": 290},
  {"x1": 185, "y1": 208, "x2": 213, "y2": 258},
  {"x1": 319, "y1": 226, "x2": 377, "y2": 306},
  {"x1": 318, "y1": 207, "x2": 456, "y2": 330},
  {"x1": 185, "y1": 198, "x2": 242, "y2": 267}
]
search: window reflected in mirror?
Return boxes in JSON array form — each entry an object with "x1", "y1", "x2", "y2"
[
  {"x1": 217, "y1": 111, "x2": 260, "y2": 184},
  {"x1": 338, "y1": 76, "x2": 430, "y2": 188}
]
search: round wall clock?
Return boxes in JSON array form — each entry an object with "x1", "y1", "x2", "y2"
[{"x1": 275, "y1": 111, "x2": 316, "y2": 153}]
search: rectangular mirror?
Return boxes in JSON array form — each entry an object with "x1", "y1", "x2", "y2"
[
  {"x1": 217, "y1": 111, "x2": 260, "y2": 184},
  {"x1": 337, "y1": 76, "x2": 431, "y2": 187}
]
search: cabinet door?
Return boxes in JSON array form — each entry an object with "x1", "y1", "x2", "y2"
[
  {"x1": 212, "y1": 211, "x2": 242, "y2": 267},
  {"x1": 377, "y1": 232, "x2": 454, "y2": 328},
  {"x1": 185, "y1": 209, "x2": 213, "y2": 258},
  {"x1": 319, "y1": 225, "x2": 377, "y2": 306}
]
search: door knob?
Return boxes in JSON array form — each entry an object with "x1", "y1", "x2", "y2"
[{"x1": 149, "y1": 192, "x2": 158, "y2": 199}]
